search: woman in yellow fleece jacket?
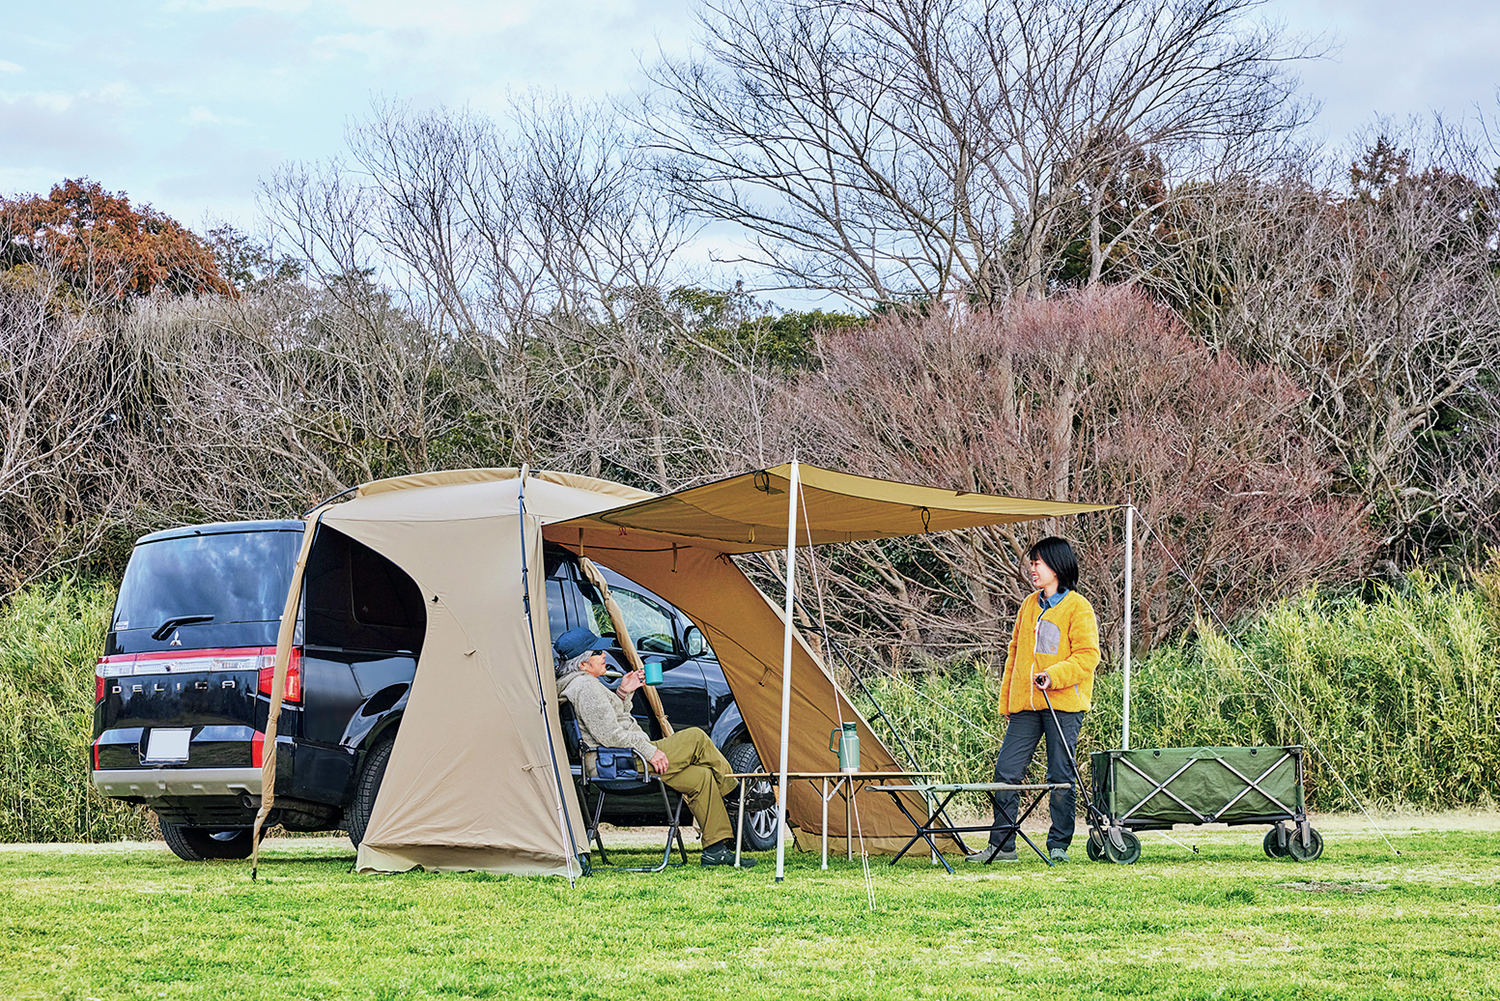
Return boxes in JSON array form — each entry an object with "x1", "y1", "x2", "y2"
[{"x1": 967, "y1": 537, "x2": 1100, "y2": 864}]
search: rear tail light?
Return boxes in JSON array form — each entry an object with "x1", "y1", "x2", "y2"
[
  {"x1": 95, "y1": 647, "x2": 290, "y2": 694},
  {"x1": 252, "y1": 730, "x2": 265, "y2": 768},
  {"x1": 257, "y1": 647, "x2": 302, "y2": 704}
]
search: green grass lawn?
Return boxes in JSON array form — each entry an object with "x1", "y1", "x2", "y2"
[{"x1": 4, "y1": 819, "x2": 1498, "y2": 1001}]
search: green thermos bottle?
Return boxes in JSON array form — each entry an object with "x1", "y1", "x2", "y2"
[{"x1": 829, "y1": 722, "x2": 860, "y2": 773}]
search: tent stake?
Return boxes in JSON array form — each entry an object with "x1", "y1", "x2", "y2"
[{"x1": 774, "y1": 461, "x2": 800, "y2": 883}]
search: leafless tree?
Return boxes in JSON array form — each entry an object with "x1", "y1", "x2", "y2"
[
  {"x1": 263, "y1": 95, "x2": 699, "y2": 463},
  {"x1": 0, "y1": 264, "x2": 127, "y2": 593},
  {"x1": 645, "y1": 0, "x2": 1316, "y2": 304},
  {"x1": 1137, "y1": 120, "x2": 1500, "y2": 560},
  {"x1": 527, "y1": 288, "x2": 802, "y2": 490},
  {"x1": 786, "y1": 286, "x2": 1371, "y2": 667}
]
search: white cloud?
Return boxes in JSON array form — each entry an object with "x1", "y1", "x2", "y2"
[
  {"x1": 164, "y1": 0, "x2": 311, "y2": 11},
  {"x1": 0, "y1": 61, "x2": 22, "y2": 74},
  {"x1": 327, "y1": 0, "x2": 541, "y2": 34},
  {"x1": 0, "y1": 91, "x2": 135, "y2": 164},
  {"x1": 311, "y1": 30, "x2": 404, "y2": 64},
  {"x1": 0, "y1": 84, "x2": 138, "y2": 115}
]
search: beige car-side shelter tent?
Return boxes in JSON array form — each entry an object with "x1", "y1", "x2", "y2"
[{"x1": 251, "y1": 465, "x2": 1115, "y2": 878}]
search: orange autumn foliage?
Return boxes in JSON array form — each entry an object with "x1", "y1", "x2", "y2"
[{"x1": 0, "y1": 178, "x2": 232, "y2": 302}]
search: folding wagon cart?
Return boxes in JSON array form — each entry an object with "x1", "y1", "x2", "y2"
[{"x1": 1086, "y1": 744, "x2": 1323, "y2": 864}]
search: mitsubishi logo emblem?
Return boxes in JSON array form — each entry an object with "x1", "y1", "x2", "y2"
[{"x1": 169, "y1": 630, "x2": 182, "y2": 647}]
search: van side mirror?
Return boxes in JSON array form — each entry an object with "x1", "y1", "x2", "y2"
[{"x1": 683, "y1": 626, "x2": 706, "y2": 657}]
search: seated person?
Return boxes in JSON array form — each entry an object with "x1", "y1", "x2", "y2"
[{"x1": 553, "y1": 626, "x2": 755, "y2": 868}]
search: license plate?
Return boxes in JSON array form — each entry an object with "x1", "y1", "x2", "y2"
[{"x1": 144, "y1": 728, "x2": 192, "y2": 762}]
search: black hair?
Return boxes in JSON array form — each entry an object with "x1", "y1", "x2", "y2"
[{"x1": 1027, "y1": 536, "x2": 1079, "y2": 592}]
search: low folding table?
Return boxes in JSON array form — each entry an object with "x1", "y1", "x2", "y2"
[
  {"x1": 875, "y1": 781, "x2": 1073, "y2": 873},
  {"x1": 732, "y1": 770, "x2": 935, "y2": 868}
]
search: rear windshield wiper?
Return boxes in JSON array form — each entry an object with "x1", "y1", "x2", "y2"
[{"x1": 152, "y1": 614, "x2": 215, "y2": 640}]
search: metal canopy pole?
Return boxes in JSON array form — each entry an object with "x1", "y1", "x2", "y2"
[
  {"x1": 774, "y1": 460, "x2": 800, "y2": 883},
  {"x1": 1123, "y1": 504, "x2": 1134, "y2": 751}
]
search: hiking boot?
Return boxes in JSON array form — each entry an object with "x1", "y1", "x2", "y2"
[
  {"x1": 1049, "y1": 847, "x2": 1068, "y2": 864},
  {"x1": 964, "y1": 844, "x2": 1018, "y2": 864},
  {"x1": 700, "y1": 842, "x2": 756, "y2": 868}
]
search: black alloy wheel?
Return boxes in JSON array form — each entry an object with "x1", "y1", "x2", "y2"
[
  {"x1": 1286, "y1": 827, "x2": 1324, "y2": 862},
  {"x1": 1086, "y1": 828, "x2": 1107, "y2": 862},
  {"x1": 1104, "y1": 828, "x2": 1142, "y2": 864},
  {"x1": 725, "y1": 742, "x2": 779, "y2": 851}
]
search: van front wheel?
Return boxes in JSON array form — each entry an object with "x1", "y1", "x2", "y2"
[
  {"x1": 725, "y1": 742, "x2": 779, "y2": 851},
  {"x1": 348, "y1": 734, "x2": 394, "y2": 849}
]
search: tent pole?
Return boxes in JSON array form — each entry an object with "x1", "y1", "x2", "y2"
[
  {"x1": 251, "y1": 507, "x2": 325, "y2": 880},
  {"x1": 774, "y1": 461, "x2": 800, "y2": 883},
  {"x1": 518, "y1": 469, "x2": 586, "y2": 882},
  {"x1": 1123, "y1": 503, "x2": 1134, "y2": 751}
]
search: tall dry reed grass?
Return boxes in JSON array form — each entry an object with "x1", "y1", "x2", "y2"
[
  {"x1": 1, "y1": 568, "x2": 1494, "y2": 841},
  {"x1": 856, "y1": 570, "x2": 1499, "y2": 814},
  {"x1": 0, "y1": 580, "x2": 149, "y2": 842}
]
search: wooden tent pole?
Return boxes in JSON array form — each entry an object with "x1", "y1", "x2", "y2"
[{"x1": 577, "y1": 557, "x2": 673, "y2": 737}]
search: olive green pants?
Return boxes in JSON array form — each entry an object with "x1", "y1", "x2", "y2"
[{"x1": 656, "y1": 727, "x2": 738, "y2": 848}]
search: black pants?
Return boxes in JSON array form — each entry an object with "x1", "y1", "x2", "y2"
[{"x1": 987, "y1": 709, "x2": 1084, "y2": 852}]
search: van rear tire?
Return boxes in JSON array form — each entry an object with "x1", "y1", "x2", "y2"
[
  {"x1": 347, "y1": 734, "x2": 394, "y2": 849},
  {"x1": 161, "y1": 822, "x2": 255, "y2": 861}
]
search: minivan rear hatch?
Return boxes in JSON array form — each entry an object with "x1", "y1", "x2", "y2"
[{"x1": 94, "y1": 522, "x2": 303, "y2": 772}]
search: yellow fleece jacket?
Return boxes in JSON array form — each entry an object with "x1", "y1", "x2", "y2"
[{"x1": 999, "y1": 589, "x2": 1100, "y2": 714}]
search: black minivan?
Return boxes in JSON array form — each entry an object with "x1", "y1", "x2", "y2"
[{"x1": 93, "y1": 520, "x2": 778, "y2": 860}]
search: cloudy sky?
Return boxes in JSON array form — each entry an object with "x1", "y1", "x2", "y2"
[{"x1": 2, "y1": 0, "x2": 1496, "y2": 232}]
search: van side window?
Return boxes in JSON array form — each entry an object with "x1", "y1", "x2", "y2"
[
  {"x1": 350, "y1": 542, "x2": 423, "y2": 628},
  {"x1": 305, "y1": 527, "x2": 426, "y2": 653},
  {"x1": 546, "y1": 579, "x2": 568, "y2": 645},
  {"x1": 590, "y1": 588, "x2": 677, "y2": 655}
]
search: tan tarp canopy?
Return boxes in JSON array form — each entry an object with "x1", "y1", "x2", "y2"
[
  {"x1": 557, "y1": 463, "x2": 1113, "y2": 553},
  {"x1": 550, "y1": 464, "x2": 1115, "y2": 855},
  {"x1": 261, "y1": 465, "x2": 1113, "y2": 876}
]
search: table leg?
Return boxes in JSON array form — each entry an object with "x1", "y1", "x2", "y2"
[
  {"x1": 821, "y1": 777, "x2": 829, "y2": 870},
  {"x1": 735, "y1": 780, "x2": 746, "y2": 867},
  {"x1": 992, "y1": 788, "x2": 1055, "y2": 866},
  {"x1": 883, "y1": 789, "x2": 962, "y2": 873},
  {"x1": 845, "y1": 779, "x2": 853, "y2": 861}
]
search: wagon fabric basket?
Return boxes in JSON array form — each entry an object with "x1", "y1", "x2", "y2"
[{"x1": 1086, "y1": 745, "x2": 1323, "y2": 864}]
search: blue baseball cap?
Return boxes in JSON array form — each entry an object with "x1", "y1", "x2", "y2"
[{"x1": 554, "y1": 626, "x2": 606, "y2": 661}]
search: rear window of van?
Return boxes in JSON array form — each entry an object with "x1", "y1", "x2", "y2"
[{"x1": 113, "y1": 530, "x2": 300, "y2": 634}]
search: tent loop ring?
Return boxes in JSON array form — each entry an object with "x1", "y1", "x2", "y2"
[
  {"x1": 753, "y1": 469, "x2": 771, "y2": 493},
  {"x1": 920, "y1": 507, "x2": 931, "y2": 533}
]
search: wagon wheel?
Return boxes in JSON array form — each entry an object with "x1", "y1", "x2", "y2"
[
  {"x1": 1086, "y1": 828, "x2": 1106, "y2": 862},
  {"x1": 1104, "y1": 829, "x2": 1141, "y2": 865},
  {"x1": 1263, "y1": 826, "x2": 1288, "y2": 859},
  {"x1": 1286, "y1": 827, "x2": 1324, "y2": 862}
]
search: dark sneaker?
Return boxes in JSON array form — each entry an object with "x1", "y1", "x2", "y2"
[
  {"x1": 964, "y1": 844, "x2": 1018, "y2": 863},
  {"x1": 1049, "y1": 847, "x2": 1068, "y2": 863},
  {"x1": 700, "y1": 842, "x2": 756, "y2": 868}
]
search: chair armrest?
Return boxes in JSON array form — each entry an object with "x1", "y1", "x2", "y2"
[{"x1": 582, "y1": 745, "x2": 653, "y2": 783}]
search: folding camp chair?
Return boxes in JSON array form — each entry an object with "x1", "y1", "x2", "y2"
[{"x1": 558, "y1": 703, "x2": 689, "y2": 872}]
